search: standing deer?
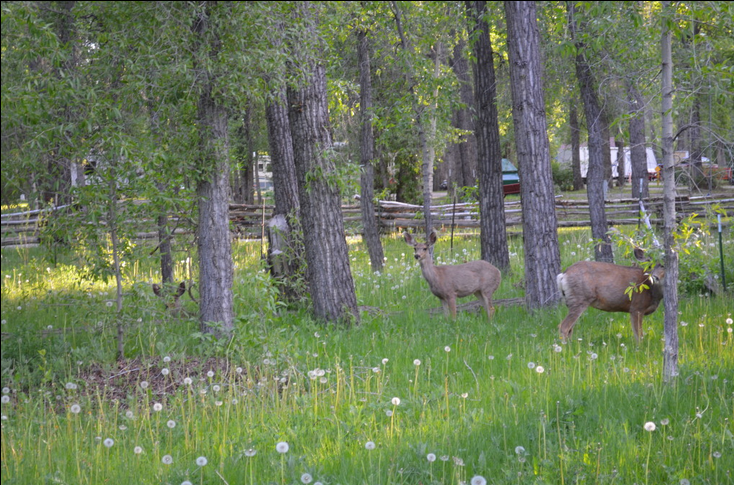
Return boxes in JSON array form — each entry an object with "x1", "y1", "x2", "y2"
[
  {"x1": 556, "y1": 248, "x2": 665, "y2": 342},
  {"x1": 404, "y1": 231, "x2": 501, "y2": 319}
]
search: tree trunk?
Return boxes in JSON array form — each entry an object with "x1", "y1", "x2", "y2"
[
  {"x1": 569, "y1": 100, "x2": 584, "y2": 190},
  {"x1": 193, "y1": 9, "x2": 234, "y2": 336},
  {"x1": 357, "y1": 29, "x2": 385, "y2": 273},
  {"x1": 615, "y1": 138, "x2": 625, "y2": 187},
  {"x1": 287, "y1": 2, "x2": 358, "y2": 324},
  {"x1": 627, "y1": 81, "x2": 649, "y2": 199},
  {"x1": 449, "y1": 36, "x2": 478, "y2": 189},
  {"x1": 568, "y1": 2, "x2": 614, "y2": 263},
  {"x1": 265, "y1": 87, "x2": 305, "y2": 302},
  {"x1": 470, "y1": 1, "x2": 510, "y2": 272},
  {"x1": 661, "y1": 1, "x2": 679, "y2": 383},
  {"x1": 504, "y1": 1, "x2": 561, "y2": 307}
]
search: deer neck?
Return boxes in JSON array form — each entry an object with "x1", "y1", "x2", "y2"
[{"x1": 418, "y1": 256, "x2": 441, "y2": 286}]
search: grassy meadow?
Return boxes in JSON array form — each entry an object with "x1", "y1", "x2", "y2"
[{"x1": 1, "y1": 228, "x2": 732, "y2": 484}]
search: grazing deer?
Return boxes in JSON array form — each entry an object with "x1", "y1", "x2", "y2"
[
  {"x1": 556, "y1": 248, "x2": 665, "y2": 342},
  {"x1": 152, "y1": 282, "x2": 196, "y2": 317},
  {"x1": 404, "y1": 231, "x2": 501, "y2": 319}
]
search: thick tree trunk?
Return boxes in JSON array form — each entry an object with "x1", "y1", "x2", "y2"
[
  {"x1": 449, "y1": 36, "x2": 478, "y2": 189},
  {"x1": 193, "y1": 9, "x2": 234, "y2": 336},
  {"x1": 265, "y1": 87, "x2": 305, "y2": 302},
  {"x1": 287, "y1": 3, "x2": 358, "y2": 324},
  {"x1": 357, "y1": 29, "x2": 385, "y2": 273},
  {"x1": 627, "y1": 82, "x2": 649, "y2": 199},
  {"x1": 504, "y1": 1, "x2": 561, "y2": 307},
  {"x1": 470, "y1": 1, "x2": 510, "y2": 272},
  {"x1": 569, "y1": 101, "x2": 584, "y2": 190},
  {"x1": 568, "y1": 2, "x2": 614, "y2": 263},
  {"x1": 661, "y1": 3, "x2": 679, "y2": 383}
]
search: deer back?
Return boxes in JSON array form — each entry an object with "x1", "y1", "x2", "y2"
[
  {"x1": 559, "y1": 260, "x2": 664, "y2": 315},
  {"x1": 431, "y1": 260, "x2": 501, "y2": 299}
]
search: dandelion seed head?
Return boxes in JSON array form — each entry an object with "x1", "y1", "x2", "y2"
[
  {"x1": 1, "y1": 388, "x2": 8, "y2": 394},
  {"x1": 413, "y1": 359, "x2": 421, "y2": 366},
  {"x1": 162, "y1": 454, "x2": 173, "y2": 464},
  {"x1": 213, "y1": 385, "x2": 221, "y2": 392},
  {"x1": 1, "y1": 396, "x2": 11, "y2": 404},
  {"x1": 471, "y1": 475, "x2": 487, "y2": 485},
  {"x1": 134, "y1": 446, "x2": 143, "y2": 454},
  {"x1": 536, "y1": 366, "x2": 545, "y2": 373},
  {"x1": 300, "y1": 473, "x2": 312, "y2": 484},
  {"x1": 644, "y1": 421, "x2": 656, "y2": 432},
  {"x1": 382, "y1": 358, "x2": 389, "y2": 365},
  {"x1": 444, "y1": 346, "x2": 451, "y2": 352},
  {"x1": 70, "y1": 404, "x2": 81, "y2": 414},
  {"x1": 660, "y1": 418, "x2": 669, "y2": 426},
  {"x1": 196, "y1": 456, "x2": 208, "y2": 466},
  {"x1": 386, "y1": 410, "x2": 393, "y2": 417},
  {"x1": 183, "y1": 377, "x2": 192, "y2": 385},
  {"x1": 427, "y1": 453, "x2": 436, "y2": 462},
  {"x1": 103, "y1": 438, "x2": 114, "y2": 448},
  {"x1": 391, "y1": 397, "x2": 401, "y2": 406},
  {"x1": 515, "y1": 446, "x2": 525, "y2": 455},
  {"x1": 161, "y1": 368, "x2": 170, "y2": 376},
  {"x1": 244, "y1": 448, "x2": 257, "y2": 457},
  {"x1": 163, "y1": 356, "x2": 171, "y2": 363},
  {"x1": 207, "y1": 370, "x2": 215, "y2": 378},
  {"x1": 527, "y1": 362, "x2": 535, "y2": 369},
  {"x1": 365, "y1": 441, "x2": 376, "y2": 450},
  {"x1": 140, "y1": 381, "x2": 149, "y2": 389},
  {"x1": 276, "y1": 442, "x2": 289, "y2": 453},
  {"x1": 167, "y1": 420, "x2": 176, "y2": 428},
  {"x1": 65, "y1": 382, "x2": 77, "y2": 390}
]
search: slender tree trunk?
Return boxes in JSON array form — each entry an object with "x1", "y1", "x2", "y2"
[
  {"x1": 469, "y1": 0, "x2": 510, "y2": 272},
  {"x1": 568, "y1": 2, "x2": 614, "y2": 262},
  {"x1": 193, "y1": 9, "x2": 234, "y2": 336},
  {"x1": 661, "y1": 2, "x2": 679, "y2": 383},
  {"x1": 287, "y1": 2, "x2": 358, "y2": 324},
  {"x1": 357, "y1": 29, "x2": 385, "y2": 273},
  {"x1": 392, "y1": 1, "x2": 438, "y2": 239},
  {"x1": 615, "y1": 138, "x2": 626, "y2": 187},
  {"x1": 504, "y1": 1, "x2": 561, "y2": 307},
  {"x1": 627, "y1": 81, "x2": 649, "y2": 199},
  {"x1": 569, "y1": 100, "x2": 584, "y2": 190}
]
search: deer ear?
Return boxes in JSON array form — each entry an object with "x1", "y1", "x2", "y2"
[
  {"x1": 633, "y1": 247, "x2": 649, "y2": 262},
  {"x1": 403, "y1": 232, "x2": 415, "y2": 246},
  {"x1": 428, "y1": 230, "x2": 438, "y2": 246},
  {"x1": 176, "y1": 282, "x2": 186, "y2": 297},
  {"x1": 152, "y1": 284, "x2": 162, "y2": 296}
]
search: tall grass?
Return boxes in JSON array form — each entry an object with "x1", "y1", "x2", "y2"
[{"x1": 1, "y1": 229, "x2": 732, "y2": 484}]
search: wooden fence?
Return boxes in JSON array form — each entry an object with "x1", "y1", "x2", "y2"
[{"x1": 2, "y1": 194, "x2": 732, "y2": 249}]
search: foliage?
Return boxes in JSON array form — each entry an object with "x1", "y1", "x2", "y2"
[{"x1": 551, "y1": 161, "x2": 576, "y2": 192}]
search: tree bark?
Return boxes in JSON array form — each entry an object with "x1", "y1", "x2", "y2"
[
  {"x1": 504, "y1": 1, "x2": 561, "y2": 307},
  {"x1": 449, "y1": 35, "x2": 478, "y2": 189},
  {"x1": 357, "y1": 29, "x2": 385, "y2": 273},
  {"x1": 193, "y1": 7, "x2": 234, "y2": 336},
  {"x1": 661, "y1": 1, "x2": 679, "y2": 383},
  {"x1": 615, "y1": 138, "x2": 625, "y2": 187},
  {"x1": 568, "y1": 2, "x2": 614, "y2": 262},
  {"x1": 469, "y1": 1, "x2": 510, "y2": 272},
  {"x1": 265, "y1": 86, "x2": 305, "y2": 302},
  {"x1": 287, "y1": 2, "x2": 358, "y2": 324},
  {"x1": 627, "y1": 81, "x2": 649, "y2": 199},
  {"x1": 569, "y1": 100, "x2": 584, "y2": 190}
]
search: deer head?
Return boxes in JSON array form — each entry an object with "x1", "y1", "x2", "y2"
[
  {"x1": 557, "y1": 248, "x2": 665, "y2": 342},
  {"x1": 404, "y1": 231, "x2": 501, "y2": 320}
]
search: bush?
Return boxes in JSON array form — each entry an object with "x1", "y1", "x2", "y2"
[{"x1": 551, "y1": 161, "x2": 575, "y2": 192}]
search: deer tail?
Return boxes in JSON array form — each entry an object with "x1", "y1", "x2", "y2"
[{"x1": 556, "y1": 273, "x2": 568, "y2": 304}]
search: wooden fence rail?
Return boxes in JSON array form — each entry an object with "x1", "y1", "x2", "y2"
[{"x1": 2, "y1": 195, "x2": 732, "y2": 248}]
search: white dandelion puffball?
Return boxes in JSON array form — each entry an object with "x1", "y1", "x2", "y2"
[
  {"x1": 167, "y1": 420, "x2": 176, "y2": 428},
  {"x1": 153, "y1": 403, "x2": 163, "y2": 412},
  {"x1": 365, "y1": 441, "x2": 376, "y2": 450},
  {"x1": 527, "y1": 362, "x2": 536, "y2": 369},
  {"x1": 536, "y1": 366, "x2": 545, "y2": 373},
  {"x1": 181, "y1": 481, "x2": 193, "y2": 485},
  {"x1": 427, "y1": 453, "x2": 436, "y2": 462},
  {"x1": 644, "y1": 421, "x2": 656, "y2": 432},
  {"x1": 244, "y1": 448, "x2": 257, "y2": 457},
  {"x1": 276, "y1": 441, "x2": 289, "y2": 453},
  {"x1": 103, "y1": 438, "x2": 114, "y2": 448},
  {"x1": 382, "y1": 358, "x2": 389, "y2": 365},
  {"x1": 213, "y1": 385, "x2": 221, "y2": 392},
  {"x1": 183, "y1": 377, "x2": 192, "y2": 385},
  {"x1": 161, "y1": 368, "x2": 170, "y2": 376},
  {"x1": 413, "y1": 359, "x2": 421, "y2": 366},
  {"x1": 0, "y1": 396, "x2": 9, "y2": 404},
  {"x1": 162, "y1": 454, "x2": 173, "y2": 465},
  {"x1": 207, "y1": 370, "x2": 215, "y2": 378},
  {"x1": 515, "y1": 446, "x2": 525, "y2": 455},
  {"x1": 134, "y1": 446, "x2": 143, "y2": 454},
  {"x1": 471, "y1": 476, "x2": 487, "y2": 485},
  {"x1": 444, "y1": 346, "x2": 451, "y2": 352},
  {"x1": 65, "y1": 382, "x2": 77, "y2": 390},
  {"x1": 301, "y1": 473, "x2": 313, "y2": 484},
  {"x1": 70, "y1": 404, "x2": 81, "y2": 414},
  {"x1": 140, "y1": 381, "x2": 149, "y2": 389},
  {"x1": 391, "y1": 397, "x2": 401, "y2": 406},
  {"x1": 163, "y1": 356, "x2": 171, "y2": 363},
  {"x1": 196, "y1": 456, "x2": 208, "y2": 466}
]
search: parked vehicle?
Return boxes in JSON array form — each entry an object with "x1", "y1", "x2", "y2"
[{"x1": 502, "y1": 159, "x2": 520, "y2": 196}]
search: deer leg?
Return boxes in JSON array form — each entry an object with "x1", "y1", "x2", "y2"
[
  {"x1": 448, "y1": 297, "x2": 457, "y2": 319},
  {"x1": 559, "y1": 305, "x2": 588, "y2": 341},
  {"x1": 440, "y1": 299, "x2": 451, "y2": 319},
  {"x1": 477, "y1": 292, "x2": 495, "y2": 320}
]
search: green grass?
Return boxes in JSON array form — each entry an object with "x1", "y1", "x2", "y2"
[{"x1": 1, "y1": 230, "x2": 732, "y2": 484}]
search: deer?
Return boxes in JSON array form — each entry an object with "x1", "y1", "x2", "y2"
[
  {"x1": 556, "y1": 248, "x2": 665, "y2": 342},
  {"x1": 152, "y1": 281, "x2": 197, "y2": 318},
  {"x1": 403, "y1": 231, "x2": 501, "y2": 320}
]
